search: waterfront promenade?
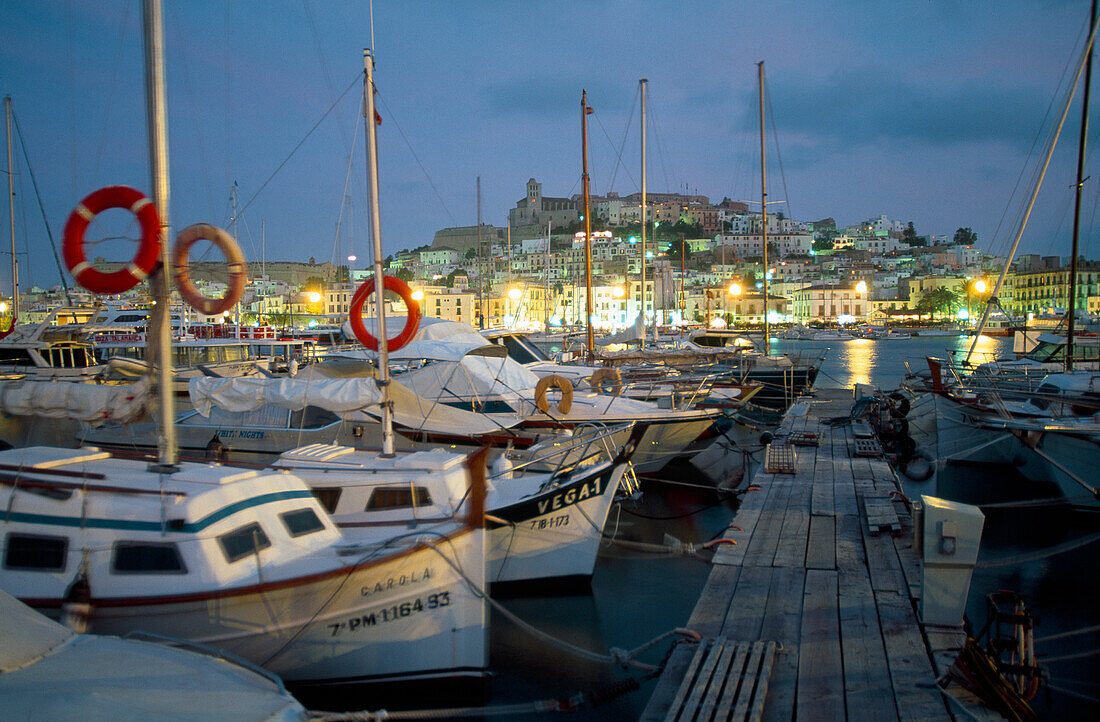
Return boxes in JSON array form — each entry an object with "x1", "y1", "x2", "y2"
[{"x1": 642, "y1": 387, "x2": 992, "y2": 721}]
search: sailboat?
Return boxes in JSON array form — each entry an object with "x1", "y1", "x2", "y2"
[
  {"x1": 915, "y1": 4, "x2": 1100, "y2": 510},
  {"x1": 0, "y1": 1, "x2": 488, "y2": 692}
]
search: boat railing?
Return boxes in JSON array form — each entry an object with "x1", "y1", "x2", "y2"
[{"x1": 492, "y1": 421, "x2": 636, "y2": 482}]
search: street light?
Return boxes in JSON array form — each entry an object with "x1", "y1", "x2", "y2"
[
  {"x1": 968, "y1": 278, "x2": 988, "y2": 325},
  {"x1": 728, "y1": 282, "x2": 742, "y2": 329}
]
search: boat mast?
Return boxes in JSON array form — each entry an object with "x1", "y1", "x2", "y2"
[
  {"x1": 582, "y1": 90, "x2": 594, "y2": 359},
  {"x1": 363, "y1": 48, "x2": 395, "y2": 456},
  {"x1": 1067, "y1": 0, "x2": 1097, "y2": 372},
  {"x1": 758, "y1": 61, "x2": 770, "y2": 355},
  {"x1": 4, "y1": 96, "x2": 17, "y2": 331},
  {"x1": 143, "y1": 0, "x2": 176, "y2": 468},
  {"x1": 640, "y1": 78, "x2": 648, "y2": 345},
  {"x1": 966, "y1": 13, "x2": 1100, "y2": 363}
]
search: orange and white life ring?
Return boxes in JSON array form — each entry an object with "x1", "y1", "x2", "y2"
[
  {"x1": 534, "y1": 374, "x2": 574, "y2": 415},
  {"x1": 63, "y1": 185, "x2": 162, "y2": 295},
  {"x1": 348, "y1": 275, "x2": 421, "y2": 352},
  {"x1": 590, "y1": 367, "x2": 622, "y2": 396},
  {"x1": 172, "y1": 223, "x2": 246, "y2": 315}
]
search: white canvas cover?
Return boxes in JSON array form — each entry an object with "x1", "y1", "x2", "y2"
[
  {"x1": 190, "y1": 376, "x2": 383, "y2": 416},
  {"x1": 398, "y1": 353, "x2": 540, "y2": 403},
  {"x1": 189, "y1": 375, "x2": 520, "y2": 435},
  {"x1": 0, "y1": 378, "x2": 152, "y2": 424}
]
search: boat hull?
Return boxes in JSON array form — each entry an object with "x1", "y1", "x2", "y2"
[
  {"x1": 19, "y1": 529, "x2": 487, "y2": 686},
  {"x1": 486, "y1": 464, "x2": 627, "y2": 586}
]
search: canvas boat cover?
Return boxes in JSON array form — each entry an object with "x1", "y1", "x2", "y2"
[
  {"x1": 0, "y1": 589, "x2": 306, "y2": 720},
  {"x1": 189, "y1": 375, "x2": 520, "y2": 435},
  {"x1": 0, "y1": 378, "x2": 152, "y2": 424}
]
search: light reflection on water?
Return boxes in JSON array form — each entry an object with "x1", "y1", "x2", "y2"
[{"x1": 769, "y1": 334, "x2": 1013, "y2": 390}]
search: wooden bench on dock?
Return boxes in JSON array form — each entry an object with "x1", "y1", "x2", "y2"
[{"x1": 642, "y1": 388, "x2": 992, "y2": 722}]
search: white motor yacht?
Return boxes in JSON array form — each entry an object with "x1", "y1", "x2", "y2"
[{"x1": 0, "y1": 445, "x2": 488, "y2": 688}]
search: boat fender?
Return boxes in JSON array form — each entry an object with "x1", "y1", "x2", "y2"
[
  {"x1": 590, "y1": 367, "x2": 622, "y2": 396},
  {"x1": 172, "y1": 223, "x2": 246, "y2": 315},
  {"x1": 902, "y1": 453, "x2": 934, "y2": 482},
  {"x1": 759, "y1": 431, "x2": 774, "y2": 446},
  {"x1": 887, "y1": 391, "x2": 911, "y2": 418},
  {"x1": 63, "y1": 185, "x2": 162, "y2": 295},
  {"x1": 534, "y1": 374, "x2": 574, "y2": 414},
  {"x1": 348, "y1": 275, "x2": 421, "y2": 352},
  {"x1": 490, "y1": 453, "x2": 513, "y2": 480},
  {"x1": 107, "y1": 356, "x2": 151, "y2": 376}
]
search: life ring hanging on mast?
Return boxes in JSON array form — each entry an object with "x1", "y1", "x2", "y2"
[
  {"x1": 172, "y1": 223, "x2": 246, "y2": 315},
  {"x1": 62, "y1": 185, "x2": 162, "y2": 295},
  {"x1": 348, "y1": 275, "x2": 421, "y2": 352}
]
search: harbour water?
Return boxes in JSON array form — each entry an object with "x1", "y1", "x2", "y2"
[{"x1": 476, "y1": 334, "x2": 1098, "y2": 720}]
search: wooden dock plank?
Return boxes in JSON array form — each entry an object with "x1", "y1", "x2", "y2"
[
  {"x1": 810, "y1": 450, "x2": 835, "y2": 516},
  {"x1": 685, "y1": 564, "x2": 739, "y2": 636},
  {"x1": 876, "y1": 591, "x2": 949, "y2": 721},
  {"x1": 743, "y1": 479, "x2": 795, "y2": 567},
  {"x1": 759, "y1": 566, "x2": 806, "y2": 722},
  {"x1": 839, "y1": 569, "x2": 899, "y2": 722},
  {"x1": 805, "y1": 514, "x2": 836, "y2": 571},
  {"x1": 796, "y1": 569, "x2": 845, "y2": 720},
  {"x1": 720, "y1": 565, "x2": 774, "y2": 641}
]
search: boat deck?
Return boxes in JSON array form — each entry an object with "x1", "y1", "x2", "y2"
[{"x1": 642, "y1": 387, "x2": 995, "y2": 721}]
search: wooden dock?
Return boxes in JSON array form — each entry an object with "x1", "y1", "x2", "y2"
[{"x1": 642, "y1": 388, "x2": 991, "y2": 721}]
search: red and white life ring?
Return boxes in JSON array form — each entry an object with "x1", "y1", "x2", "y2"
[
  {"x1": 63, "y1": 185, "x2": 162, "y2": 295},
  {"x1": 172, "y1": 223, "x2": 246, "y2": 315},
  {"x1": 348, "y1": 275, "x2": 421, "y2": 352}
]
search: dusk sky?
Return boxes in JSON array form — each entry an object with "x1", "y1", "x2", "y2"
[{"x1": 2, "y1": 1, "x2": 1099, "y2": 289}]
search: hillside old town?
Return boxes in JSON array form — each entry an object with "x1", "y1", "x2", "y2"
[{"x1": 12, "y1": 178, "x2": 1100, "y2": 330}]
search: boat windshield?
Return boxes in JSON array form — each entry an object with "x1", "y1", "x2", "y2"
[
  {"x1": 493, "y1": 334, "x2": 550, "y2": 363},
  {"x1": 1026, "y1": 340, "x2": 1100, "y2": 363},
  {"x1": 179, "y1": 405, "x2": 339, "y2": 430}
]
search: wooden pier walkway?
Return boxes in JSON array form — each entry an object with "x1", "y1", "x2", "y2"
[{"x1": 642, "y1": 388, "x2": 990, "y2": 722}]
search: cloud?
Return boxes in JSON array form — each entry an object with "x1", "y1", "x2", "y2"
[
  {"x1": 756, "y1": 67, "x2": 1062, "y2": 155},
  {"x1": 485, "y1": 75, "x2": 632, "y2": 120}
]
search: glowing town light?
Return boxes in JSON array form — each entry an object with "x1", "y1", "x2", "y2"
[
  {"x1": 855, "y1": 281, "x2": 868, "y2": 294},
  {"x1": 767, "y1": 311, "x2": 782, "y2": 324},
  {"x1": 613, "y1": 286, "x2": 626, "y2": 298},
  {"x1": 958, "y1": 309, "x2": 970, "y2": 320},
  {"x1": 308, "y1": 291, "x2": 322, "y2": 304},
  {"x1": 347, "y1": 255, "x2": 357, "y2": 262},
  {"x1": 410, "y1": 290, "x2": 424, "y2": 301},
  {"x1": 508, "y1": 288, "x2": 522, "y2": 300},
  {"x1": 628, "y1": 236, "x2": 638, "y2": 244},
  {"x1": 710, "y1": 316, "x2": 726, "y2": 328},
  {"x1": 645, "y1": 251, "x2": 654, "y2": 259},
  {"x1": 974, "y1": 279, "x2": 988, "y2": 294},
  {"x1": 728, "y1": 283, "x2": 742, "y2": 297},
  {"x1": 0, "y1": 301, "x2": 7, "y2": 313}
]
